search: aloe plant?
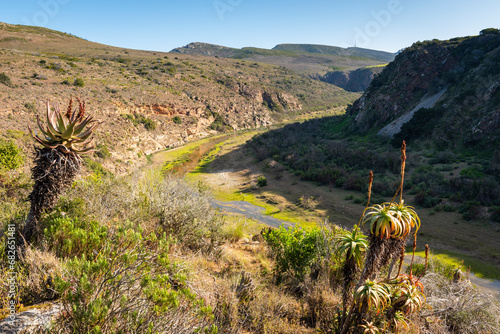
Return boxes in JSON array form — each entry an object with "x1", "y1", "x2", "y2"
[
  {"x1": 354, "y1": 280, "x2": 391, "y2": 312},
  {"x1": 22, "y1": 99, "x2": 100, "y2": 247},
  {"x1": 29, "y1": 98, "x2": 99, "y2": 153},
  {"x1": 362, "y1": 201, "x2": 420, "y2": 240},
  {"x1": 336, "y1": 225, "x2": 368, "y2": 311}
]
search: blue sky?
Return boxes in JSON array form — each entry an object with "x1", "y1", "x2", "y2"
[{"x1": 0, "y1": 0, "x2": 498, "y2": 53}]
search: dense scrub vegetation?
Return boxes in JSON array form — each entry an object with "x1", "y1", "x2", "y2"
[{"x1": 247, "y1": 115, "x2": 500, "y2": 221}]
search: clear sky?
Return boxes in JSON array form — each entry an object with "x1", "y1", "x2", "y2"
[{"x1": 0, "y1": 0, "x2": 498, "y2": 53}]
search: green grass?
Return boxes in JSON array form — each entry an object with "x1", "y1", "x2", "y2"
[
  {"x1": 210, "y1": 188, "x2": 316, "y2": 228},
  {"x1": 157, "y1": 137, "x2": 217, "y2": 171},
  {"x1": 413, "y1": 250, "x2": 500, "y2": 280},
  {"x1": 365, "y1": 64, "x2": 388, "y2": 68}
]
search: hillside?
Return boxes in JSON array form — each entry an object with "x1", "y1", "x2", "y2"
[
  {"x1": 171, "y1": 42, "x2": 395, "y2": 91},
  {"x1": 272, "y1": 44, "x2": 395, "y2": 62},
  {"x1": 311, "y1": 65, "x2": 387, "y2": 92},
  {"x1": 348, "y1": 28, "x2": 500, "y2": 150},
  {"x1": 0, "y1": 22, "x2": 358, "y2": 174}
]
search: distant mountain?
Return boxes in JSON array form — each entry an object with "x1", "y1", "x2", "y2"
[
  {"x1": 272, "y1": 44, "x2": 395, "y2": 63},
  {"x1": 347, "y1": 28, "x2": 500, "y2": 150},
  {"x1": 171, "y1": 42, "x2": 396, "y2": 91}
]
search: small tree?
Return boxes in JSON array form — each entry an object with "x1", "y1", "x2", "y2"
[{"x1": 22, "y1": 98, "x2": 100, "y2": 247}]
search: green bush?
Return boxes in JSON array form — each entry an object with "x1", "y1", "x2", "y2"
[
  {"x1": 0, "y1": 140, "x2": 24, "y2": 172},
  {"x1": 0, "y1": 72, "x2": 13, "y2": 87},
  {"x1": 172, "y1": 116, "x2": 182, "y2": 124},
  {"x1": 43, "y1": 216, "x2": 108, "y2": 258},
  {"x1": 209, "y1": 112, "x2": 231, "y2": 132},
  {"x1": 123, "y1": 113, "x2": 156, "y2": 131},
  {"x1": 262, "y1": 225, "x2": 324, "y2": 283},
  {"x1": 73, "y1": 78, "x2": 85, "y2": 87},
  {"x1": 95, "y1": 143, "x2": 111, "y2": 159},
  {"x1": 257, "y1": 175, "x2": 267, "y2": 187},
  {"x1": 83, "y1": 157, "x2": 112, "y2": 177},
  {"x1": 24, "y1": 102, "x2": 37, "y2": 113},
  {"x1": 52, "y1": 228, "x2": 215, "y2": 333},
  {"x1": 142, "y1": 117, "x2": 157, "y2": 130},
  {"x1": 459, "y1": 200, "x2": 482, "y2": 221}
]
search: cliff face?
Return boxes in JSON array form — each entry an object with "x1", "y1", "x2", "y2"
[
  {"x1": 317, "y1": 67, "x2": 385, "y2": 92},
  {"x1": 347, "y1": 29, "x2": 500, "y2": 149}
]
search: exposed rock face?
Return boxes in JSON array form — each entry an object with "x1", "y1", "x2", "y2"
[
  {"x1": 347, "y1": 29, "x2": 500, "y2": 148},
  {"x1": 318, "y1": 67, "x2": 385, "y2": 92}
]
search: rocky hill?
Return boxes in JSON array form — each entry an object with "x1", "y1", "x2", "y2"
[
  {"x1": 312, "y1": 65, "x2": 386, "y2": 92},
  {"x1": 171, "y1": 42, "x2": 395, "y2": 90},
  {"x1": 347, "y1": 29, "x2": 500, "y2": 150},
  {"x1": 0, "y1": 22, "x2": 358, "y2": 174}
]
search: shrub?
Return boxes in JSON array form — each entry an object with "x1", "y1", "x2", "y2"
[
  {"x1": 24, "y1": 102, "x2": 37, "y2": 113},
  {"x1": 0, "y1": 72, "x2": 13, "y2": 87},
  {"x1": 123, "y1": 113, "x2": 156, "y2": 131},
  {"x1": 73, "y1": 78, "x2": 85, "y2": 87},
  {"x1": 172, "y1": 116, "x2": 182, "y2": 124},
  {"x1": 209, "y1": 112, "x2": 230, "y2": 132},
  {"x1": 262, "y1": 225, "x2": 325, "y2": 284},
  {"x1": 0, "y1": 246, "x2": 63, "y2": 308},
  {"x1": 298, "y1": 194, "x2": 321, "y2": 210},
  {"x1": 422, "y1": 272, "x2": 500, "y2": 333},
  {"x1": 459, "y1": 200, "x2": 482, "y2": 221},
  {"x1": 95, "y1": 143, "x2": 110, "y2": 159},
  {"x1": 43, "y1": 216, "x2": 108, "y2": 258},
  {"x1": 489, "y1": 206, "x2": 500, "y2": 222},
  {"x1": 138, "y1": 174, "x2": 225, "y2": 252},
  {"x1": 82, "y1": 157, "x2": 112, "y2": 177},
  {"x1": 257, "y1": 175, "x2": 267, "y2": 187},
  {"x1": 52, "y1": 228, "x2": 215, "y2": 333},
  {"x1": 0, "y1": 140, "x2": 24, "y2": 172},
  {"x1": 142, "y1": 117, "x2": 157, "y2": 130}
]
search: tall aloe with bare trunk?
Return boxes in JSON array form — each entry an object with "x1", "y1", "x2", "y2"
[
  {"x1": 21, "y1": 99, "x2": 100, "y2": 247},
  {"x1": 339, "y1": 142, "x2": 422, "y2": 334}
]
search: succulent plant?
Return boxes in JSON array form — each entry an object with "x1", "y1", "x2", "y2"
[
  {"x1": 29, "y1": 98, "x2": 100, "y2": 154},
  {"x1": 362, "y1": 201, "x2": 420, "y2": 239},
  {"x1": 21, "y1": 98, "x2": 101, "y2": 248}
]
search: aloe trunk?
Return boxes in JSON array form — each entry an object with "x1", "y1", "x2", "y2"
[{"x1": 21, "y1": 148, "x2": 82, "y2": 247}]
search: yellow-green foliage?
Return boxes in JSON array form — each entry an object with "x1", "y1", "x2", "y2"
[
  {"x1": 53, "y1": 228, "x2": 214, "y2": 333},
  {"x1": 0, "y1": 139, "x2": 24, "y2": 172},
  {"x1": 43, "y1": 216, "x2": 108, "y2": 258}
]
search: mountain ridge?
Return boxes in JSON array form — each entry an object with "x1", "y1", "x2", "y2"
[{"x1": 171, "y1": 42, "x2": 395, "y2": 91}]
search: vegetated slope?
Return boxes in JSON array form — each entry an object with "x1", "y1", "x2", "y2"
[
  {"x1": 348, "y1": 28, "x2": 500, "y2": 151},
  {"x1": 171, "y1": 42, "x2": 395, "y2": 91},
  {"x1": 272, "y1": 44, "x2": 395, "y2": 62},
  {"x1": 246, "y1": 29, "x2": 500, "y2": 227},
  {"x1": 0, "y1": 22, "x2": 358, "y2": 174}
]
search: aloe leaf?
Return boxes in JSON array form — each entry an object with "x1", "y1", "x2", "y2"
[
  {"x1": 56, "y1": 111, "x2": 67, "y2": 133},
  {"x1": 73, "y1": 116, "x2": 94, "y2": 136},
  {"x1": 62, "y1": 121, "x2": 76, "y2": 140}
]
